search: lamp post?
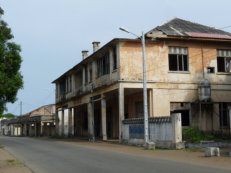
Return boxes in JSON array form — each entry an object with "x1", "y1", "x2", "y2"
[{"x1": 119, "y1": 27, "x2": 149, "y2": 146}]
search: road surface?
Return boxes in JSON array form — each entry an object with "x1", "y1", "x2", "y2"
[{"x1": 0, "y1": 136, "x2": 230, "y2": 173}]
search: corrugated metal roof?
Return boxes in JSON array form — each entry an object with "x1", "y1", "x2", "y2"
[
  {"x1": 186, "y1": 32, "x2": 231, "y2": 39},
  {"x1": 147, "y1": 18, "x2": 231, "y2": 38}
]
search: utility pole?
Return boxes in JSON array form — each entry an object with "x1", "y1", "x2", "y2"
[
  {"x1": 20, "y1": 101, "x2": 22, "y2": 116},
  {"x1": 91, "y1": 84, "x2": 95, "y2": 142},
  {"x1": 119, "y1": 27, "x2": 151, "y2": 147},
  {"x1": 141, "y1": 31, "x2": 149, "y2": 145}
]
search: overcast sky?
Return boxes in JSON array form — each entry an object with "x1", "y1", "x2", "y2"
[{"x1": 1, "y1": 0, "x2": 231, "y2": 115}]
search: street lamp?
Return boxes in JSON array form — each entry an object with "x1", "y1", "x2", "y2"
[{"x1": 119, "y1": 27, "x2": 149, "y2": 146}]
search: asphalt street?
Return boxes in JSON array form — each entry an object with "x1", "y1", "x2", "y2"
[{"x1": 0, "y1": 136, "x2": 230, "y2": 173}]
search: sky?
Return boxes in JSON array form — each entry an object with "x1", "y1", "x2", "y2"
[{"x1": 1, "y1": 0, "x2": 231, "y2": 115}]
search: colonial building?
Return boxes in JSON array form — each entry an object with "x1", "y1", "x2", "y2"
[
  {"x1": 6, "y1": 104, "x2": 56, "y2": 137},
  {"x1": 53, "y1": 18, "x2": 231, "y2": 142}
]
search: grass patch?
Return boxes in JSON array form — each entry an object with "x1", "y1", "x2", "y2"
[
  {"x1": 5, "y1": 159, "x2": 24, "y2": 167},
  {"x1": 5, "y1": 159, "x2": 15, "y2": 163},
  {"x1": 183, "y1": 127, "x2": 214, "y2": 143}
]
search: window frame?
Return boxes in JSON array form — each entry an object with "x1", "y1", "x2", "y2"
[
  {"x1": 217, "y1": 49, "x2": 231, "y2": 73},
  {"x1": 168, "y1": 47, "x2": 189, "y2": 72}
]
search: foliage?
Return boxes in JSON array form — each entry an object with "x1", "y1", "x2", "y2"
[
  {"x1": 182, "y1": 126, "x2": 214, "y2": 143},
  {"x1": 0, "y1": 7, "x2": 23, "y2": 114},
  {"x1": 0, "y1": 113, "x2": 15, "y2": 118}
]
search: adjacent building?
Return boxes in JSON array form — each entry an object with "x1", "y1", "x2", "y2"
[
  {"x1": 53, "y1": 18, "x2": 231, "y2": 142},
  {"x1": 5, "y1": 104, "x2": 56, "y2": 137}
]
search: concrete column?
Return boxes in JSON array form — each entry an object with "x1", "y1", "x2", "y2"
[
  {"x1": 72, "y1": 108, "x2": 75, "y2": 136},
  {"x1": 40, "y1": 122, "x2": 43, "y2": 136},
  {"x1": 35, "y1": 123, "x2": 37, "y2": 137},
  {"x1": 58, "y1": 110, "x2": 62, "y2": 136},
  {"x1": 88, "y1": 103, "x2": 94, "y2": 139},
  {"x1": 171, "y1": 113, "x2": 182, "y2": 144},
  {"x1": 101, "y1": 96, "x2": 107, "y2": 140},
  {"x1": 29, "y1": 124, "x2": 32, "y2": 136},
  {"x1": 64, "y1": 109, "x2": 69, "y2": 136},
  {"x1": 118, "y1": 84, "x2": 124, "y2": 142},
  {"x1": 24, "y1": 123, "x2": 27, "y2": 136}
]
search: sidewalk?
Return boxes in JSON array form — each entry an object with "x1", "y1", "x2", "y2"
[
  {"x1": 0, "y1": 146, "x2": 31, "y2": 173},
  {"x1": 48, "y1": 137, "x2": 231, "y2": 170}
]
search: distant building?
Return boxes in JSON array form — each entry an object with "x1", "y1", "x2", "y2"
[{"x1": 6, "y1": 104, "x2": 56, "y2": 137}]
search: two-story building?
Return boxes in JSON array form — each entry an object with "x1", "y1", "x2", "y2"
[{"x1": 53, "y1": 18, "x2": 231, "y2": 141}]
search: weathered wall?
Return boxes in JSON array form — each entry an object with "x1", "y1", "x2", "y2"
[
  {"x1": 122, "y1": 113, "x2": 183, "y2": 149},
  {"x1": 119, "y1": 40, "x2": 231, "y2": 119}
]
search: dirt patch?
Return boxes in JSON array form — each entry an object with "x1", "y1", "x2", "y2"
[{"x1": 0, "y1": 148, "x2": 31, "y2": 173}]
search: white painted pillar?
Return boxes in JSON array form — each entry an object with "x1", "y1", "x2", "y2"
[
  {"x1": 64, "y1": 109, "x2": 69, "y2": 136},
  {"x1": 88, "y1": 103, "x2": 94, "y2": 139},
  {"x1": 72, "y1": 108, "x2": 75, "y2": 136},
  {"x1": 118, "y1": 84, "x2": 124, "y2": 142},
  {"x1": 101, "y1": 96, "x2": 107, "y2": 140},
  {"x1": 171, "y1": 113, "x2": 182, "y2": 144},
  {"x1": 40, "y1": 122, "x2": 43, "y2": 136},
  {"x1": 58, "y1": 110, "x2": 63, "y2": 136}
]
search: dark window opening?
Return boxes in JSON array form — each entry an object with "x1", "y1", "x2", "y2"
[
  {"x1": 84, "y1": 65, "x2": 88, "y2": 84},
  {"x1": 83, "y1": 111, "x2": 88, "y2": 130},
  {"x1": 97, "y1": 52, "x2": 110, "y2": 77},
  {"x1": 113, "y1": 46, "x2": 117, "y2": 70},
  {"x1": 217, "y1": 50, "x2": 231, "y2": 73},
  {"x1": 60, "y1": 80, "x2": 66, "y2": 95},
  {"x1": 217, "y1": 57, "x2": 225, "y2": 72},
  {"x1": 135, "y1": 101, "x2": 144, "y2": 118},
  {"x1": 169, "y1": 54, "x2": 178, "y2": 71},
  {"x1": 172, "y1": 109, "x2": 190, "y2": 126},
  {"x1": 89, "y1": 63, "x2": 92, "y2": 82},
  {"x1": 169, "y1": 54, "x2": 189, "y2": 71},
  {"x1": 207, "y1": 67, "x2": 215, "y2": 73},
  {"x1": 125, "y1": 104, "x2": 129, "y2": 119},
  {"x1": 219, "y1": 103, "x2": 229, "y2": 127}
]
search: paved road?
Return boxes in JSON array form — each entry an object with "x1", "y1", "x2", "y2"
[{"x1": 0, "y1": 136, "x2": 230, "y2": 173}]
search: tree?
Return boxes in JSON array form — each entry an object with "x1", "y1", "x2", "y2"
[
  {"x1": 0, "y1": 113, "x2": 15, "y2": 118},
  {"x1": 0, "y1": 7, "x2": 23, "y2": 115}
]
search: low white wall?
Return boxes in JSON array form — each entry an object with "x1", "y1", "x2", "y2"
[{"x1": 122, "y1": 113, "x2": 183, "y2": 149}]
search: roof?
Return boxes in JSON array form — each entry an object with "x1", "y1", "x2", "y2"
[
  {"x1": 52, "y1": 38, "x2": 140, "y2": 83},
  {"x1": 147, "y1": 18, "x2": 231, "y2": 39}
]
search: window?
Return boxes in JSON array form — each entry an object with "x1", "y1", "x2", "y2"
[
  {"x1": 65, "y1": 76, "x2": 72, "y2": 93},
  {"x1": 135, "y1": 101, "x2": 144, "y2": 118},
  {"x1": 89, "y1": 63, "x2": 92, "y2": 82},
  {"x1": 97, "y1": 52, "x2": 110, "y2": 77},
  {"x1": 60, "y1": 79, "x2": 66, "y2": 95},
  {"x1": 217, "y1": 49, "x2": 231, "y2": 72},
  {"x1": 169, "y1": 47, "x2": 189, "y2": 71},
  {"x1": 84, "y1": 65, "x2": 88, "y2": 84},
  {"x1": 219, "y1": 103, "x2": 229, "y2": 127},
  {"x1": 172, "y1": 109, "x2": 190, "y2": 126},
  {"x1": 113, "y1": 46, "x2": 117, "y2": 70},
  {"x1": 207, "y1": 67, "x2": 215, "y2": 73}
]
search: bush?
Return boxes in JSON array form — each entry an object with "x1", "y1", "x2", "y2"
[{"x1": 182, "y1": 126, "x2": 214, "y2": 143}]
